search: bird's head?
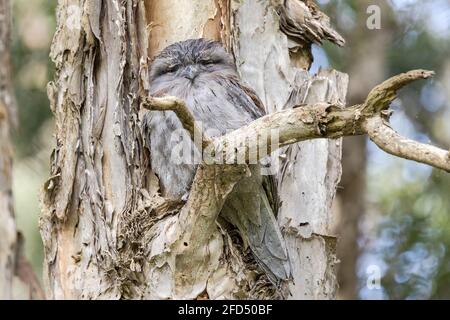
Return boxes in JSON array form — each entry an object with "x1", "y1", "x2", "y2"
[{"x1": 149, "y1": 38, "x2": 236, "y2": 86}]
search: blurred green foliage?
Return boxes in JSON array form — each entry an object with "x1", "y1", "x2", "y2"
[
  {"x1": 11, "y1": 0, "x2": 57, "y2": 279},
  {"x1": 12, "y1": 0, "x2": 55, "y2": 156}
]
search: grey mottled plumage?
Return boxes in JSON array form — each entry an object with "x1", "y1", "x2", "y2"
[{"x1": 143, "y1": 39, "x2": 290, "y2": 283}]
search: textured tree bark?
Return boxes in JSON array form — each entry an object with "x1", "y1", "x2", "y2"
[
  {"x1": 0, "y1": 0, "x2": 44, "y2": 300},
  {"x1": 41, "y1": 0, "x2": 150, "y2": 299},
  {"x1": 40, "y1": 0, "x2": 344, "y2": 299}
]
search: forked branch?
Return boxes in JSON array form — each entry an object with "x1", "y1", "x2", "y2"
[{"x1": 142, "y1": 69, "x2": 449, "y2": 172}]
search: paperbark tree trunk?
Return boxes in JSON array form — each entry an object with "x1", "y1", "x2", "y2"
[
  {"x1": 0, "y1": 0, "x2": 44, "y2": 300},
  {"x1": 41, "y1": 0, "x2": 346, "y2": 299}
]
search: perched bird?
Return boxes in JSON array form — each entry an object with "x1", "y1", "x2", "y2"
[{"x1": 143, "y1": 38, "x2": 290, "y2": 284}]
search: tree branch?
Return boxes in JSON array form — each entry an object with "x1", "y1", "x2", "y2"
[
  {"x1": 362, "y1": 69, "x2": 435, "y2": 113},
  {"x1": 141, "y1": 96, "x2": 212, "y2": 149},
  {"x1": 142, "y1": 69, "x2": 448, "y2": 172},
  {"x1": 365, "y1": 117, "x2": 450, "y2": 172}
]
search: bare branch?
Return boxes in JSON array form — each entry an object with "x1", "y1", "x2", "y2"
[
  {"x1": 141, "y1": 96, "x2": 212, "y2": 149},
  {"x1": 175, "y1": 164, "x2": 249, "y2": 246},
  {"x1": 363, "y1": 69, "x2": 435, "y2": 113},
  {"x1": 365, "y1": 117, "x2": 450, "y2": 172},
  {"x1": 142, "y1": 69, "x2": 449, "y2": 173}
]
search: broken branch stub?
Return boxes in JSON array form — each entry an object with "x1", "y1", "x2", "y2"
[{"x1": 363, "y1": 69, "x2": 435, "y2": 114}]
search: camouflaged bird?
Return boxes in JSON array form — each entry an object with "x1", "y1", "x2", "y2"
[{"x1": 142, "y1": 38, "x2": 290, "y2": 284}]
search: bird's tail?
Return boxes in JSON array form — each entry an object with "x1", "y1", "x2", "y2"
[
  {"x1": 250, "y1": 188, "x2": 291, "y2": 284},
  {"x1": 220, "y1": 172, "x2": 291, "y2": 285}
]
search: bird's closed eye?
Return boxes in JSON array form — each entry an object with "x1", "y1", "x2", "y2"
[
  {"x1": 165, "y1": 65, "x2": 179, "y2": 73},
  {"x1": 154, "y1": 64, "x2": 179, "y2": 76},
  {"x1": 200, "y1": 59, "x2": 218, "y2": 66}
]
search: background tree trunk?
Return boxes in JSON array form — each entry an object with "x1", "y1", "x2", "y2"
[
  {"x1": 41, "y1": 0, "x2": 346, "y2": 299},
  {"x1": 336, "y1": 0, "x2": 394, "y2": 299},
  {"x1": 0, "y1": 0, "x2": 16, "y2": 299},
  {"x1": 0, "y1": 0, "x2": 43, "y2": 300}
]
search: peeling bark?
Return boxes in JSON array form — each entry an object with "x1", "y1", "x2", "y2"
[
  {"x1": 41, "y1": 0, "x2": 150, "y2": 299},
  {"x1": 276, "y1": 70, "x2": 345, "y2": 299}
]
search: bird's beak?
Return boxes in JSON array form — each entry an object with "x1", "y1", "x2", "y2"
[{"x1": 181, "y1": 65, "x2": 200, "y2": 80}]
